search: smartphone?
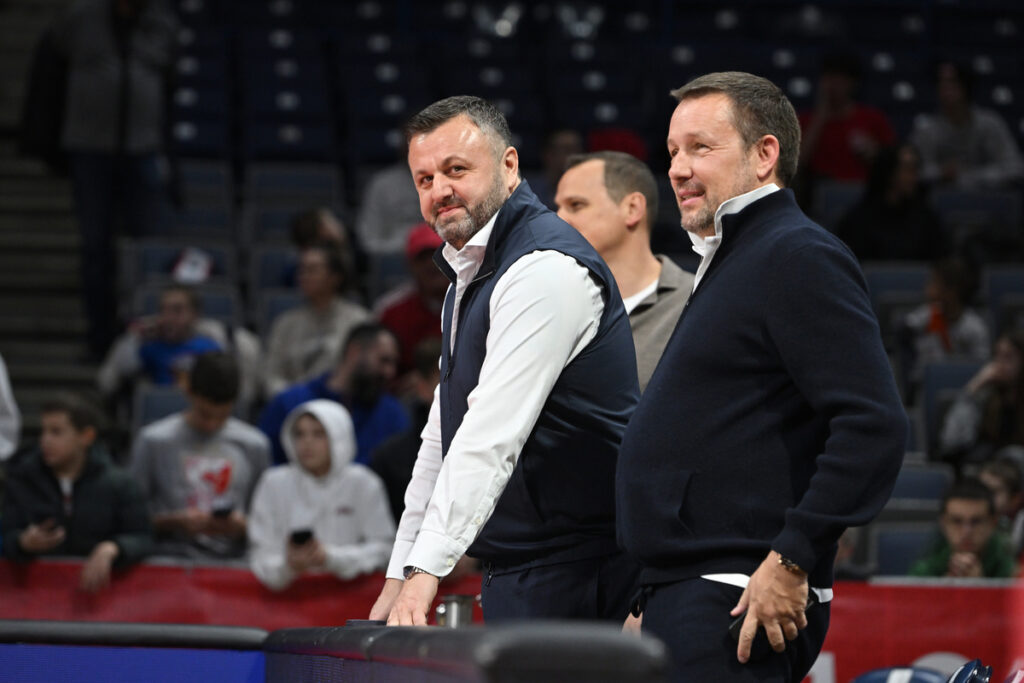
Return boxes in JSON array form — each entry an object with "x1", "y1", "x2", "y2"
[
  {"x1": 290, "y1": 529, "x2": 314, "y2": 545},
  {"x1": 728, "y1": 591, "x2": 819, "y2": 659},
  {"x1": 212, "y1": 504, "x2": 234, "y2": 519}
]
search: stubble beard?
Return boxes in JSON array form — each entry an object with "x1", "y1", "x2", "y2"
[
  {"x1": 678, "y1": 159, "x2": 758, "y2": 237},
  {"x1": 432, "y1": 171, "x2": 509, "y2": 246}
]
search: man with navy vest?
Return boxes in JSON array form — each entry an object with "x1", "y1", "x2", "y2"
[
  {"x1": 616, "y1": 72, "x2": 906, "y2": 681},
  {"x1": 368, "y1": 96, "x2": 641, "y2": 625}
]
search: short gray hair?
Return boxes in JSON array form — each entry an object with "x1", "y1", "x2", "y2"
[{"x1": 670, "y1": 72, "x2": 800, "y2": 187}]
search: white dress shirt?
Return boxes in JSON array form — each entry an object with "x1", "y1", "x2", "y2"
[{"x1": 385, "y1": 208, "x2": 605, "y2": 579}]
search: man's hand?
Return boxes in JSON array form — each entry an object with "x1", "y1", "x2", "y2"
[
  {"x1": 387, "y1": 572, "x2": 440, "y2": 626},
  {"x1": 206, "y1": 510, "x2": 247, "y2": 538},
  {"x1": 369, "y1": 578, "x2": 404, "y2": 621},
  {"x1": 623, "y1": 612, "x2": 643, "y2": 637},
  {"x1": 80, "y1": 541, "x2": 119, "y2": 593},
  {"x1": 948, "y1": 551, "x2": 983, "y2": 578},
  {"x1": 18, "y1": 519, "x2": 66, "y2": 554},
  {"x1": 730, "y1": 551, "x2": 809, "y2": 664},
  {"x1": 287, "y1": 539, "x2": 327, "y2": 574}
]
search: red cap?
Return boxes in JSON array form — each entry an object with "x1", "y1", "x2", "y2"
[{"x1": 405, "y1": 222, "x2": 443, "y2": 260}]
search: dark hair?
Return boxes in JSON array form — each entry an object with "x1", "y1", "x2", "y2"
[
  {"x1": 929, "y1": 257, "x2": 978, "y2": 306},
  {"x1": 404, "y1": 95, "x2": 514, "y2": 157},
  {"x1": 670, "y1": 71, "x2": 801, "y2": 187},
  {"x1": 40, "y1": 392, "x2": 106, "y2": 433},
  {"x1": 936, "y1": 59, "x2": 974, "y2": 99},
  {"x1": 289, "y1": 208, "x2": 344, "y2": 249},
  {"x1": 980, "y1": 330, "x2": 1024, "y2": 445},
  {"x1": 161, "y1": 283, "x2": 201, "y2": 313},
  {"x1": 300, "y1": 241, "x2": 349, "y2": 292},
  {"x1": 341, "y1": 322, "x2": 396, "y2": 359},
  {"x1": 864, "y1": 144, "x2": 920, "y2": 201},
  {"x1": 565, "y1": 151, "x2": 659, "y2": 230},
  {"x1": 980, "y1": 458, "x2": 1023, "y2": 497},
  {"x1": 821, "y1": 51, "x2": 863, "y2": 82},
  {"x1": 188, "y1": 351, "x2": 240, "y2": 404},
  {"x1": 412, "y1": 337, "x2": 443, "y2": 379},
  {"x1": 942, "y1": 477, "x2": 996, "y2": 517}
]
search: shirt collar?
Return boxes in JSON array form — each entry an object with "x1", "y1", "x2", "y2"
[
  {"x1": 442, "y1": 206, "x2": 502, "y2": 267},
  {"x1": 687, "y1": 183, "x2": 780, "y2": 253}
]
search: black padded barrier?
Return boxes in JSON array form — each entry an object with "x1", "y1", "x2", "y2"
[
  {"x1": 0, "y1": 619, "x2": 268, "y2": 650},
  {"x1": 263, "y1": 621, "x2": 669, "y2": 683}
]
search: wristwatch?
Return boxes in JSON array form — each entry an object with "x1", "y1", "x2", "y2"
[
  {"x1": 778, "y1": 555, "x2": 805, "y2": 575},
  {"x1": 403, "y1": 566, "x2": 434, "y2": 580}
]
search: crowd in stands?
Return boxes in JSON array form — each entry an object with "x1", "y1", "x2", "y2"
[{"x1": 3, "y1": 0, "x2": 1024, "y2": 597}]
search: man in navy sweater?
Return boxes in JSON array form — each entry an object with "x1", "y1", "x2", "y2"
[
  {"x1": 369, "y1": 96, "x2": 640, "y2": 625},
  {"x1": 616, "y1": 72, "x2": 906, "y2": 681}
]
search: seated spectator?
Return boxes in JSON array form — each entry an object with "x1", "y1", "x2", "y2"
[
  {"x1": 371, "y1": 337, "x2": 441, "y2": 523},
  {"x1": 259, "y1": 323, "x2": 407, "y2": 467},
  {"x1": 799, "y1": 51, "x2": 895, "y2": 184},
  {"x1": 525, "y1": 127, "x2": 584, "y2": 210},
  {"x1": 909, "y1": 477, "x2": 1016, "y2": 578},
  {"x1": 836, "y1": 144, "x2": 947, "y2": 262},
  {"x1": 374, "y1": 223, "x2": 446, "y2": 379},
  {"x1": 978, "y1": 458, "x2": 1024, "y2": 556},
  {"x1": 356, "y1": 147, "x2": 424, "y2": 256},
  {"x1": 899, "y1": 259, "x2": 989, "y2": 398},
  {"x1": 130, "y1": 352, "x2": 269, "y2": 560},
  {"x1": 2, "y1": 393, "x2": 152, "y2": 592},
  {"x1": 282, "y1": 208, "x2": 361, "y2": 294},
  {"x1": 263, "y1": 243, "x2": 369, "y2": 398},
  {"x1": 98, "y1": 284, "x2": 220, "y2": 393},
  {"x1": 0, "y1": 351, "x2": 20, "y2": 461},
  {"x1": 248, "y1": 399, "x2": 394, "y2": 591},
  {"x1": 910, "y1": 60, "x2": 1024, "y2": 191},
  {"x1": 939, "y1": 331, "x2": 1024, "y2": 467}
]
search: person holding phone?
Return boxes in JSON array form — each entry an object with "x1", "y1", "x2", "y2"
[
  {"x1": 247, "y1": 400, "x2": 395, "y2": 591},
  {"x1": 2, "y1": 393, "x2": 152, "y2": 593}
]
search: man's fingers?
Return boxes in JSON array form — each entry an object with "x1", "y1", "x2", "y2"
[
  {"x1": 783, "y1": 620, "x2": 799, "y2": 642},
  {"x1": 736, "y1": 613, "x2": 757, "y2": 663},
  {"x1": 730, "y1": 587, "x2": 750, "y2": 617},
  {"x1": 412, "y1": 609, "x2": 428, "y2": 626},
  {"x1": 796, "y1": 609, "x2": 808, "y2": 631},
  {"x1": 765, "y1": 623, "x2": 786, "y2": 653}
]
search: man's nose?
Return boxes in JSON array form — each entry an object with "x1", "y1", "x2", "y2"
[{"x1": 668, "y1": 153, "x2": 691, "y2": 181}]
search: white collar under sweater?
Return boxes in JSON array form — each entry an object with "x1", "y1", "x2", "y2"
[{"x1": 688, "y1": 183, "x2": 780, "y2": 291}]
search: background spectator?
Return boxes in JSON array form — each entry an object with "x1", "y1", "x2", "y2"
[
  {"x1": 2, "y1": 393, "x2": 152, "y2": 592},
  {"x1": 263, "y1": 243, "x2": 370, "y2": 398},
  {"x1": 355, "y1": 144, "x2": 424, "y2": 256},
  {"x1": 909, "y1": 477, "x2": 1015, "y2": 578},
  {"x1": 939, "y1": 331, "x2": 1024, "y2": 467},
  {"x1": 836, "y1": 144, "x2": 947, "y2": 262},
  {"x1": 799, "y1": 51, "x2": 895, "y2": 185},
  {"x1": 0, "y1": 353, "x2": 20, "y2": 461},
  {"x1": 287, "y1": 208, "x2": 362, "y2": 296},
  {"x1": 130, "y1": 351, "x2": 269, "y2": 560},
  {"x1": 53, "y1": 0, "x2": 177, "y2": 358},
  {"x1": 98, "y1": 284, "x2": 221, "y2": 396},
  {"x1": 374, "y1": 223, "x2": 446, "y2": 380},
  {"x1": 248, "y1": 399, "x2": 394, "y2": 591},
  {"x1": 525, "y1": 127, "x2": 584, "y2": 209},
  {"x1": 910, "y1": 60, "x2": 1024, "y2": 191},
  {"x1": 370, "y1": 337, "x2": 441, "y2": 523},
  {"x1": 978, "y1": 458, "x2": 1024, "y2": 557},
  {"x1": 899, "y1": 258, "x2": 990, "y2": 399},
  {"x1": 259, "y1": 323, "x2": 407, "y2": 467}
]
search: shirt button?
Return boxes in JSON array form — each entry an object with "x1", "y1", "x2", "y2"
[
  {"x1": 447, "y1": 558, "x2": 455, "y2": 567},
  {"x1": 472, "y1": 517, "x2": 482, "y2": 525}
]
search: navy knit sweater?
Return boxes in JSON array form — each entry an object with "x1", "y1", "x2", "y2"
[{"x1": 616, "y1": 189, "x2": 907, "y2": 588}]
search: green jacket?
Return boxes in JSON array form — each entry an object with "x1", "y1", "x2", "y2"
[
  {"x1": 2, "y1": 446, "x2": 153, "y2": 566},
  {"x1": 908, "y1": 531, "x2": 1016, "y2": 578}
]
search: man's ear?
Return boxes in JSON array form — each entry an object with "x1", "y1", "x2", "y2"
[
  {"x1": 754, "y1": 135, "x2": 781, "y2": 183},
  {"x1": 80, "y1": 425, "x2": 98, "y2": 447},
  {"x1": 502, "y1": 146, "x2": 520, "y2": 190},
  {"x1": 621, "y1": 191, "x2": 647, "y2": 231}
]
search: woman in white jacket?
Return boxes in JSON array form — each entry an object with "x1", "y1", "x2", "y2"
[{"x1": 248, "y1": 399, "x2": 395, "y2": 590}]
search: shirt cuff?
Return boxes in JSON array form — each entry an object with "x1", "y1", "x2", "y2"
[
  {"x1": 402, "y1": 529, "x2": 465, "y2": 579},
  {"x1": 385, "y1": 538, "x2": 415, "y2": 580}
]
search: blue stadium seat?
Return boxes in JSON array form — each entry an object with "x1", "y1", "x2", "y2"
[
  {"x1": 171, "y1": 119, "x2": 229, "y2": 159},
  {"x1": 177, "y1": 160, "x2": 232, "y2": 209},
  {"x1": 850, "y1": 667, "x2": 946, "y2": 683},
  {"x1": 133, "y1": 384, "x2": 189, "y2": 433},
  {"x1": 121, "y1": 240, "x2": 237, "y2": 289},
  {"x1": 240, "y1": 204, "x2": 298, "y2": 244},
  {"x1": 920, "y1": 359, "x2": 985, "y2": 455},
  {"x1": 982, "y1": 265, "x2": 1024, "y2": 335},
  {"x1": 166, "y1": 206, "x2": 234, "y2": 240},
  {"x1": 258, "y1": 288, "x2": 304, "y2": 337},
  {"x1": 249, "y1": 245, "x2": 298, "y2": 291},
  {"x1": 889, "y1": 462, "x2": 954, "y2": 508},
  {"x1": 172, "y1": 85, "x2": 229, "y2": 119},
  {"x1": 243, "y1": 122, "x2": 336, "y2": 162},
  {"x1": 133, "y1": 284, "x2": 241, "y2": 328},
  {"x1": 869, "y1": 522, "x2": 936, "y2": 576},
  {"x1": 242, "y1": 162, "x2": 341, "y2": 206},
  {"x1": 932, "y1": 190, "x2": 1023, "y2": 243},
  {"x1": 811, "y1": 179, "x2": 864, "y2": 233}
]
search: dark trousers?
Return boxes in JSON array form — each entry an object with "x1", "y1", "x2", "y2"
[
  {"x1": 480, "y1": 551, "x2": 640, "y2": 623},
  {"x1": 642, "y1": 578, "x2": 830, "y2": 683},
  {"x1": 69, "y1": 152, "x2": 167, "y2": 356}
]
